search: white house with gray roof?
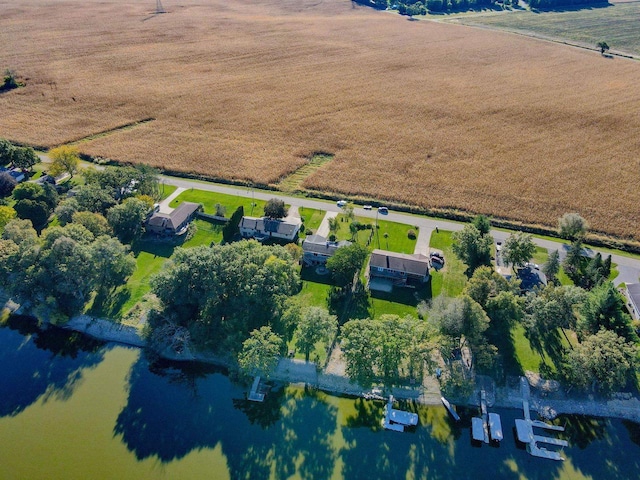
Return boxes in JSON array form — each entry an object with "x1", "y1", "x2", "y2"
[{"x1": 301, "y1": 235, "x2": 352, "y2": 266}]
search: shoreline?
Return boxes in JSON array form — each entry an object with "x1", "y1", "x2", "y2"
[{"x1": 54, "y1": 314, "x2": 640, "y2": 424}]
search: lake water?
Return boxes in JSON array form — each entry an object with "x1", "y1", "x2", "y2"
[{"x1": 1, "y1": 316, "x2": 640, "y2": 480}]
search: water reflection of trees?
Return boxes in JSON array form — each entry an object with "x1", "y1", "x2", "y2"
[
  {"x1": 115, "y1": 358, "x2": 339, "y2": 480},
  {"x1": 0, "y1": 316, "x2": 105, "y2": 417}
]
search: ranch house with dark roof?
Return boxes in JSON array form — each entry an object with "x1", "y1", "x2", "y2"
[
  {"x1": 367, "y1": 249, "x2": 430, "y2": 292},
  {"x1": 145, "y1": 201, "x2": 201, "y2": 236},
  {"x1": 239, "y1": 216, "x2": 301, "y2": 242},
  {"x1": 301, "y1": 234, "x2": 351, "y2": 266}
]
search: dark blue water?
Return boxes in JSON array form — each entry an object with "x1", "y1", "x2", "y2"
[{"x1": 1, "y1": 316, "x2": 639, "y2": 480}]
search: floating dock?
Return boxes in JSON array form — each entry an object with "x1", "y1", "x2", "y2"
[
  {"x1": 382, "y1": 395, "x2": 419, "y2": 432},
  {"x1": 472, "y1": 417, "x2": 487, "y2": 442},
  {"x1": 441, "y1": 397, "x2": 460, "y2": 422},
  {"x1": 248, "y1": 376, "x2": 265, "y2": 402},
  {"x1": 488, "y1": 412, "x2": 503, "y2": 442}
]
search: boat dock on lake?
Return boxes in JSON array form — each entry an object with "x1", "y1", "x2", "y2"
[
  {"x1": 488, "y1": 412, "x2": 503, "y2": 442},
  {"x1": 441, "y1": 397, "x2": 460, "y2": 422},
  {"x1": 248, "y1": 376, "x2": 265, "y2": 402},
  {"x1": 382, "y1": 395, "x2": 419, "y2": 432},
  {"x1": 517, "y1": 377, "x2": 567, "y2": 461}
]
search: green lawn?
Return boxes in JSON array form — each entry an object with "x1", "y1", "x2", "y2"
[
  {"x1": 170, "y1": 189, "x2": 267, "y2": 217},
  {"x1": 118, "y1": 240, "x2": 175, "y2": 316},
  {"x1": 531, "y1": 246, "x2": 549, "y2": 267},
  {"x1": 298, "y1": 207, "x2": 324, "y2": 238},
  {"x1": 182, "y1": 219, "x2": 225, "y2": 247},
  {"x1": 158, "y1": 184, "x2": 177, "y2": 200},
  {"x1": 369, "y1": 284, "x2": 430, "y2": 319},
  {"x1": 372, "y1": 219, "x2": 418, "y2": 254},
  {"x1": 429, "y1": 230, "x2": 467, "y2": 298},
  {"x1": 297, "y1": 267, "x2": 333, "y2": 309}
]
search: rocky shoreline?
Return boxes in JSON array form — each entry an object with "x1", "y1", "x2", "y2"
[{"x1": 50, "y1": 314, "x2": 640, "y2": 424}]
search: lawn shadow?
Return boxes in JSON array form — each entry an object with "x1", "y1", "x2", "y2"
[
  {"x1": 369, "y1": 282, "x2": 432, "y2": 307},
  {"x1": 301, "y1": 266, "x2": 334, "y2": 286},
  {"x1": 132, "y1": 237, "x2": 176, "y2": 259},
  {"x1": 88, "y1": 287, "x2": 132, "y2": 319}
]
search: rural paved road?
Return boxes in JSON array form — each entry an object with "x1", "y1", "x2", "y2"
[
  {"x1": 33, "y1": 152, "x2": 640, "y2": 282},
  {"x1": 159, "y1": 175, "x2": 640, "y2": 283}
]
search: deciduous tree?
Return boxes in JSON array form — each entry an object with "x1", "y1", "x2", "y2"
[
  {"x1": 107, "y1": 197, "x2": 149, "y2": 243},
  {"x1": 238, "y1": 326, "x2": 283, "y2": 378},
  {"x1": 502, "y1": 232, "x2": 536, "y2": 271},
  {"x1": 326, "y1": 243, "x2": 368, "y2": 287},
  {"x1": 0, "y1": 205, "x2": 16, "y2": 232},
  {"x1": 0, "y1": 172, "x2": 17, "y2": 197},
  {"x1": 558, "y1": 213, "x2": 588, "y2": 240},
  {"x1": 564, "y1": 329, "x2": 636, "y2": 395},
  {"x1": 451, "y1": 224, "x2": 492, "y2": 275},
  {"x1": 264, "y1": 198, "x2": 288, "y2": 219},
  {"x1": 49, "y1": 145, "x2": 80, "y2": 179},
  {"x1": 295, "y1": 307, "x2": 337, "y2": 362}
]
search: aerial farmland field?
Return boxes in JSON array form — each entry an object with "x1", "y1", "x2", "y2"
[
  {"x1": 1, "y1": 0, "x2": 639, "y2": 240},
  {"x1": 446, "y1": 2, "x2": 640, "y2": 57}
]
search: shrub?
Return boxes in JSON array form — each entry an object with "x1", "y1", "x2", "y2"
[
  {"x1": 408, "y1": 229, "x2": 417, "y2": 240},
  {"x1": 329, "y1": 234, "x2": 337, "y2": 241}
]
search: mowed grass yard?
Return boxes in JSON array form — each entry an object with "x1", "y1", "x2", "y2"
[
  {"x1": 451, "y1": 2, "x2": 640, "y2": 56},
  {"x1": 1, "y1": 0, "x2": 639, "y2": 240},
  {"x1": 170, "y1": 189, "x2": 267, "y2": 217}
]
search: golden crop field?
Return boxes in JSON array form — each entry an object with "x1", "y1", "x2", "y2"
[{"x1": 1, "y1": 0, "x2": 639, "y2": 240}]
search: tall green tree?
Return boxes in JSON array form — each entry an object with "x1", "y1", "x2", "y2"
[
  {"x1": 578, "y1": 281, "x2": 637, "y2": 343},
  {"x1": 54, "y1": 198, "x2": 80, "y2": 226},
  {"x1": 0, "y1": 139, "x2": 15, "y2": 164},
  {"x1": 542, "y1": 249, "x2": 560, "y2": 284},
  {"x1": 558, "y1": 213, "x2": 588, "y2": 240},
  {"x1": 238, "y1": 326, "x2": 283, "y2": 378},
  {"x1": 107, "y1": 197, "x2": 149, "y2": 243},
  {"x1": 11, "y1": 146, "x2": 40, "y2": 171},
  {"x1": 151, "y1": 241, "x2": 300, "y2": 352},
  {"x1": 72, "y1": 211, "x2": 111, "y2": 237},
  {"x1": 564, "y1": 329, "x2": 636, "y2": 395},
  {"x1": 222, "y1": 205, "x2": 244, "y2": 243},
  {"x1": 502, "y1": 232, "x2": 536, "y2": 271},
  {"x1": 326, "y1": 243, "x2": 368, "y2": 287},
  {"x1": 264, "y1": 198, "x2": 288, "y2": 219},
  {"x1": 0, "y1": 172, "x2": 17, "y2": 197},
  {"x1": 295, "y1": 307, "x2": 337, "y2": 362},
  {"x1": 472, "y1": 214, "x2": 491, "y2": 236},
  {"x1": 451, "y1": 224, "x2": 493, "y2": 275},
  {"x1": 464, "y1": 265, "x2": 515, "y2": 309},
  {"x1": 90, "y1": 235, "x2": 136, "y2": 292},
  {"x1": 74, "y1": 184, "x2": 117, "y2": 215},
  {"x1": 596, "y1": 41, "x2": 610, "y2": 55}
]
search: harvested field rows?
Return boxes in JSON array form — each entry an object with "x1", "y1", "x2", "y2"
[{"x1": 1, "y1": 0, "x2": 639, "y2": 239}]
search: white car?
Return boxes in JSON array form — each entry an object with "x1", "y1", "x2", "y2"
[
  {"x1": 363, "y1": 205, "x2": 372, "y2": 210},
  {"x1": 337, "y1": 200, "x2": 347, "y2": 207}
]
